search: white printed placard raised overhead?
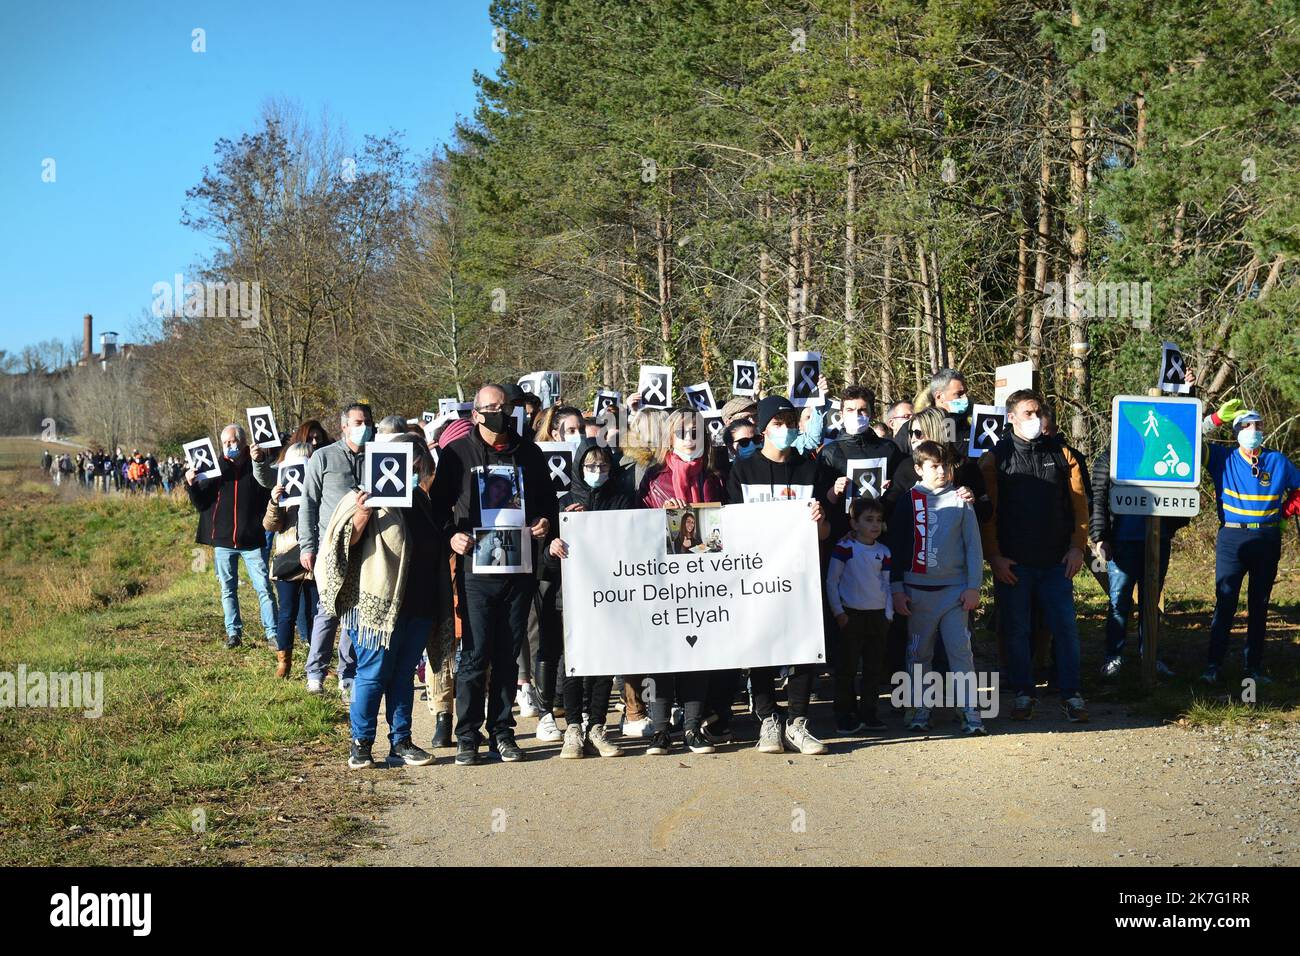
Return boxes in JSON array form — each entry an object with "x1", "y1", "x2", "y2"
[{"x1": 560, "y1": 502, "x2": 825, "y2": 675}]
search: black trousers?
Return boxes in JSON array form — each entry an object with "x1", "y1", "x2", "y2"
[
  {"x1": 534, "y1": 578, "x2": 563, "y2": 709},
  {"x1": 646, "y1": 672, "x2": 709, "y2": 732},
  {"x1": 455, "y1": 566, "x2": 535, "y2": 743},
  {"x1": 705, "y1": 669, "x2": 741, "y2": 730},
  {"x1": 750, "y1": 664, "x2": 815, "y2": 720},
  {"x1": 834, "y1": 608, "x2": 889, "y2": 719},
  {"x1": 562, "y1": 675, "x2": 613, "y2": 728}
]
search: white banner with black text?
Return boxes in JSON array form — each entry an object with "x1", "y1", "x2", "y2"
[{"x1": 560, "y1": 502, "x2": 825, "y2": 675}]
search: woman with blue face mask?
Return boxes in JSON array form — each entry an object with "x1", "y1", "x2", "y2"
[{"x1": 1199, "y1": 400, "x2": 1300, "y2": 685}]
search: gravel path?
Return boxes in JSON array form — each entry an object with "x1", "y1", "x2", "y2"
[{"x1": 353, "y1": 690, "x2": 1299, "y2": 866}]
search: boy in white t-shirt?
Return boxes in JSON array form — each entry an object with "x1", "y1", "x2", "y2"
[{"x1": 826, "y1": 496, "x2": 894, "y2": 734}]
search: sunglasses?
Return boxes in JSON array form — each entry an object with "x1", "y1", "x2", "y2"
[
  {"x1": 910, "y1": 428, "x2": 925, "y2": 438},
  {"x1": 734, "y1": 437, "x2": 755, "y2": 449}
]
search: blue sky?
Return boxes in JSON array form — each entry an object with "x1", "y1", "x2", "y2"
[{"x1": 0, "y1": 0, "x2": 498, "y2": 356}]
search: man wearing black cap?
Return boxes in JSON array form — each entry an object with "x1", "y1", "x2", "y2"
[{"x1": 725, "y1": 395, "x2": 833, "y2": 755}]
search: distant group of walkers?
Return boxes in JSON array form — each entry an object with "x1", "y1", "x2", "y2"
[{"x1": 41, "y1": 447, "x2": 185, "y2": 494}]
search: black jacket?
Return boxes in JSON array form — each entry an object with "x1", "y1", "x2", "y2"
[
  {"x1": 543, "y1": 439, "x2": 637, "y2": 598},
  {"x1": 187, "y1": 451, "x2": 272, "y2": 550},
  {"x1": 1088, "y1": 439, "x2": 1189, "y2": 544},
  {"x1": 430, "y1": 426, "x2": 559, "y2": 574},
  {"x1": 820, "y1": 430, "x2": 906, "y2": 483}
]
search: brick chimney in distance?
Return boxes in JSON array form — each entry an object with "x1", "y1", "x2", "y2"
[{"x1": 83, "y1": 313, "x2": 93, "y2": 363}]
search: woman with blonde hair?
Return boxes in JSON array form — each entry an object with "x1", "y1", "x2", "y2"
[
  {"x1": 636, "y1": 409, "x2": 724, "y2": 754},
  {"x1": 263, "y1": 441, "x2": 317, "y2": 678}
]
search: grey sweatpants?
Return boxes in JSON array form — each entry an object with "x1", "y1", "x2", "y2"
[{"x1": 903, "y1": 584, "x2": 977, "y2": 713}]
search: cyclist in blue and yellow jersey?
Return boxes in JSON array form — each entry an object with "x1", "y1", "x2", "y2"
[{"x1": 1199, "y1": 399, "x2": 1300, "y2": 685}]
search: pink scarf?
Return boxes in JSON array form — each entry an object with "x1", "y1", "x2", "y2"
[{"x1": 665, "y1": 453, "x2": 705, "y2": 503}]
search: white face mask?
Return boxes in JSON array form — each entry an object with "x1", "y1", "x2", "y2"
[
  {"x1": 676, "y1": 441, "x2": 703, "y2": 461},
  {"x1": 1017, "y1": 416, "x2": 1043, "y2": 441},
  {"x1": 842, "y1": 413, "x2": 869, "y2": 436}
]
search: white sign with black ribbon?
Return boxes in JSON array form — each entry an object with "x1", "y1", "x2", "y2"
[
  {"x1": 364, "y1": 441, "x2": 414, "y2": 508},
  {"x1": 595, "y1": 389, "x2": 621, "y2": 417},
  {"x1": 731, "y1": 360, "x2": 758, "y2": 397},
  {"x1": 702, "y1": 410, "x2": 726, "y2": 447},
  {"x1": 537, "y1": 441, "x2": 575, "y2": 497},
  {"x1": 1159, "y1": 341, "x2": 1190, "y2": 395},
  {"x1": 183, "y1": 437, "x2": 221, "y2": 482},
  {"x1": 845, "y1": 457, "x2": 889, "y2": 510},
  {"x1": 638, "y1": 365, "x2": 673, "y2": 410},
  {"x1": 246, "y1": 406, "x2": 281, "y2": 449},
  {"x1": 967, "y1": 405, "x2": 1007, "y2": 458},
  {"x1": 683, "y1": 381, "x2": 717, "y2": 412},
  {"x1": 278, "y1": 461, "x2": 307, "y2": 508},
  {"x1": 788, "y1": 351, "x2": 821, "y2": 408}
]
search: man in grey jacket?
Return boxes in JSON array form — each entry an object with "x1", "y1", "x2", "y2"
[{"x1": 294, "y1": 402, "x2": 374, "y2": 697}]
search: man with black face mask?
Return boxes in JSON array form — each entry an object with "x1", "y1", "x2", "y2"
[{"x1": 431, "y1": 384, "x2": 557, "y2": 765}]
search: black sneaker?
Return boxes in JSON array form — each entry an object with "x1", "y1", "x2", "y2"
[
  {"x1": 390, "y1": 737, "x2": 434, "y2": 766},
  {"x1": 348, "y1": 738, "x2": 375, "y2": 769},
  {"x1": 700, "y1": 721, "x2": 733, "y2": 746},
  {"x1": 492, "y1": 733, "x2": 525, "y2": 762},
  {"x1": 454, "y1": 738, "x2": 479, "y2": 766},
  {"x1": 645, "y1": 730, "x2": 673, "y2": 755},
  {"x1": 835, "y1": 715, "x2": 865, "y2": 735},
  {"x1": 431, "y1": 712, "x2": 453, "y2": 748},
  {"x1": 225, "y1": 634, "x2": 242, "y2": 649},
  {"x1": 684, "y1": 729, "x2": 716, "y2": 754},
  {"x1": 859, "y1": 712, "x2": 887, "y2": 731}
]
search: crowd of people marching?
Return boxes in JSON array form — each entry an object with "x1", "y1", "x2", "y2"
[
  {"x1": 175, "y1": 363, "x2": 1299, "y2": 770},
  {"x1": 40, "y1": 447, "x2": 185, "y2": 494}
]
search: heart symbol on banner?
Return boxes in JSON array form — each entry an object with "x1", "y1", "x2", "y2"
[{"x1": 685, "y1": 635, "x2": 698, "y2": 647}]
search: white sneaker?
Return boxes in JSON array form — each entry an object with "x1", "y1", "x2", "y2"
[
  {"x1": 559, "y1": 724, "x2": 585, "y2": 759},
  {"x1": 535, "y1": 712, "x2": 563, "y2": 742},
  {"x1": 783, "y1": 716, "x2": 828, "y2": 755},
  {"x1": 585, "y1": 724, "x2": 623, "y2": 757},
  {"x1": 517, "y1": 683, "x2": 542, "y2": 718},
  {"x1": 756, "y1": 714, "x2": 784, "y2": 753},
  {"x1": 306, "y1": 678, "x2": 324, "y2": 694},
  {"x1": 338, "y1": 678, "x2": 354, "y2": 704},
  {"x1": 620, "y1": 717, "x2": 653, "y2": 738}
]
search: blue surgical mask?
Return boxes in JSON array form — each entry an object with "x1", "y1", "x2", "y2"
[
  {"x1": 584, "y1": 469, "x2": 608, "y2": 488},
  {"x1": 767, "y1": 426, "x2": 796, "y2": 450},
  {"x1": 736, "y1": 441, "x2": 758, "y2": 460},
  {"x1": 947, "y1": 396, "x2": 969, "y2": 415},
  {"x1": 1238, "y1": 429, "x2": 1264, "y2": 451},
  {"x1": 349, "y1": 424, "x2": 374, "y2": 447},
  {"x1": 223, "y1": 445, "x2": 240, "y2": 460}
]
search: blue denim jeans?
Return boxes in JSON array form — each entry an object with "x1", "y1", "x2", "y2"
[
  {"x1": 213, "y1": 546, "x2": 277, "y2": 640},
  {"x1": 995, "y1": 562, "x2": 1081, "y2": 697},
  {"x1": 1104, "y1": 538, "x2": 1172, "y2": 658},
  {"x1": 273, "y1": 578, "x2": 317, "y2": 652},
  {"x1": 349, "y1": 614, "x2": 431, "y2": 744}
]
